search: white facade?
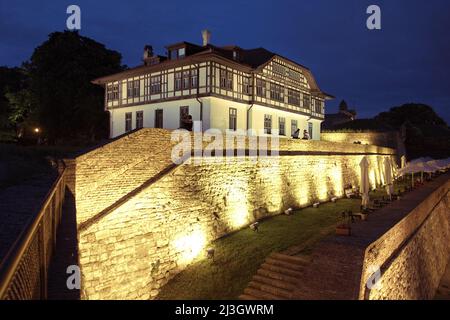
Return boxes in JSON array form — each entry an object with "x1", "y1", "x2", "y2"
[
  {"x1": 108, "y1": 96, "x2": 322, "y2": 140},
  {"x1": 96, "y1": 45, "x2": 330, "y2": 140}
]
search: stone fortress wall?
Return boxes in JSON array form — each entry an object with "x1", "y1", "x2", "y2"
[{"x1": 65, "y1": 128, "x2": 398, "y2": 299}]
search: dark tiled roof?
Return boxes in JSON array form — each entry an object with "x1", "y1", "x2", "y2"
[{"x1": 92, "y1": 42, "x2": 332, "y2": 98}]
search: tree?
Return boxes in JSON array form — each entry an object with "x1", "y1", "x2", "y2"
[
  {"x1": 375, "y1": 103, "x2": 447, "y2": 128},
  {"x1": 0, "y1": 67, "x2": 27, "y2": 129},
  {"x1": 22, "y1": 31, "x2": 125, "y2": 143},
  {"x1": 375, "y1": 103, "x2": 450, "y2": 159}
]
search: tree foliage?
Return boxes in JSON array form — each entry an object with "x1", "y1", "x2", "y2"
[
  {"x1": 10, "y1": 31, "x2": 125, "y2": 143},
  {"x1": 0, "y1": 67, "x2": 27, "y2": 129}
]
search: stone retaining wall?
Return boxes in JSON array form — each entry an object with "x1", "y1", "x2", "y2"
[
  {"x1": 67, "y1": 129, "x2": 396, "y2": 299},
  {"x1": 360, "y1": 176, "x2": 450, "y2": 300}
]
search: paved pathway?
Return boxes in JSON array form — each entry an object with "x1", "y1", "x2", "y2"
[{"x1": 47, "y1": 189, "x2": 80, "y2": 299}]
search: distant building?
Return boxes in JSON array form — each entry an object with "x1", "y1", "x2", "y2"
[
  {"x1": 93, "y1": 30, "x2": 333, "y2": 139},
  {"x1": 321, "y1": 100, "x2": 357, "y2": 130}
]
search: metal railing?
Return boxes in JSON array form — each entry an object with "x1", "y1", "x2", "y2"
[{"x1": 0, "y1": 168, "x2": 66, "y2": 300}]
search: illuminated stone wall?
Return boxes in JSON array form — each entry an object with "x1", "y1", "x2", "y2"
[
  {"x1": 321, "y1": 131, "x2": 406, "y2": 163},
  {"x1": 360, "y1": 178, "x2": 450, "y2": 300},
  {"x1": 69, "y1": 129, "x2": 396, "y2": 299}
]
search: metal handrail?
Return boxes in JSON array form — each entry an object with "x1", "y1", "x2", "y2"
[{"x1": 0, "y1": 167, "x2": 66, "y2": 299}]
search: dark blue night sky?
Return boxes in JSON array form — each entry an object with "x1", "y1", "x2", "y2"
[{"x1": 1, "y1": 0, "x2": 449, "y2": 123}]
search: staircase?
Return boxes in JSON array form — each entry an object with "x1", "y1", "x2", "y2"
[{"x1": 239, "y1": 253, "x2": 310, "y2": 300}]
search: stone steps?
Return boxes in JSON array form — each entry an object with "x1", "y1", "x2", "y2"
[{"x1": 239, "y1": 253, "x2": 310, "y2": 300}]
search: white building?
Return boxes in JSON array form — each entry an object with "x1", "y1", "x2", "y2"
[{"x1": 93, "y1": 31, "x2": 333, "y2": 139}]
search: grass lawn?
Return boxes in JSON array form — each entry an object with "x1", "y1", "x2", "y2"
[
  {"x1": 157, "y1": 198, "x2": 363, "y2": 300},
  {"x1": 157, "y1": 178, "x2": 413, "y2": 300}
]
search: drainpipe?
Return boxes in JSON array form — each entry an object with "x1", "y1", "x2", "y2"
[
  {"x1": 196, "y1": 96, "x2": 203, "y2": 132},
  {"x1": 194, "y1": 63, "x2": 203, "y2": 131},
  {"x1": 246, "y1": 73, "x2": 255, "y2": 132},
  {"x1": 246, "y1": 103, "x2": 254, "y2": 132}
]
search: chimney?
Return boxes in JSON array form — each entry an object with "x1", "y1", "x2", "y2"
[{"x1": 202, "y1": 30, "x2": 211, "y2": 46}]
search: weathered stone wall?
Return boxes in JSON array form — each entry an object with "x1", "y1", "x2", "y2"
[
  {"x1": 360, "y1": 177, "x2": 450, "y2": 300},
  {"x1": 321, "y1": 131, "x2": 406, "y2": 163},
  {"x1": 70, "y1": 129, "x2": 396, "y2": 299}
]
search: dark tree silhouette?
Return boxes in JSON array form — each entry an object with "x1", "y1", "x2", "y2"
[
  {"x1": 9, "y1": 31, "x2": 125, "y2": 143},
  {"x1": 0, "y1": 67, "x2": 27, "y2": 129}
]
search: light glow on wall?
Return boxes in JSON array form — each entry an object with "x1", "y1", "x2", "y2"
[
  {"x1": 330, "y1": 164, "x2": 344, "y2": 197},
  {"x1": 173, "y1": 228, "x2": 207, "y2": 266}
]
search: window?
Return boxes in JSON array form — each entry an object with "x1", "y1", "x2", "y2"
[
  {"x1": 303, "y1": 94, "x2": 311, "y2": 109},
  {"x1": 136, "y1": 111, "x2": 144, "y2": 129},
  {"x1": 256, "y1": 79, "x2": 266, "y2": 97},
  {"x1": 190, "y1": 69, "x2": 198, "y2": 88},
  {"x1": 179, "y1": 106, "x2": 189, "y2": 128},
  {"x1": 125, "y1": 112, "x2": 132, "y2": 132},
  {"x1": 155, "y1": 109, "x2": 163, "y2": 128},
  {"x1": 107, "y1": 83, "x2": 119, "y2": 101},
  {"x1": 270, "y1": 83, "x2": 283, "y2": 102},
  {"x1": 182, "y1": 70, "x2": 190, "y2": 89},
  {"x1": 272, "y1": 62, "x2": 285, "y2": 75},
  {"x1": 220, "y1": 69, "x2": 233, "y2": 90},
  {"x1": 314, "y1": 99, "x2": 323, "y2": 113},
  {"x1": 170, "y1": 49, "x2": 178, "y2": 60},
  {"x1": 308, "y1": 122, "x2": 313, "y2": 140},
  {"x1": 291, "y1": 120, "x2": 298, "y2": 137},
  {"x1": 288, "y1": 89, "x2": 300, "y2": 106},
  {"x1": 242, "y1": 77, "x2": 251, "y2": 95},
  {"x1": 175, "y1": 69, "x2": 198, "y2": 91},
  {"x1": 178, "y1": 47, "x2": 186, "y2": 58},
  {"x1": 175, "y1": 72, "x2": 182, "y2": 91},
  {"x1": 279, "y1": 117, "x2": 286, "y2": 136},
  {"x1": 150, "y1": 76, "x2": 161, "y2": 94},
  {"x1": 229, "y1": 108, "x2": 237, "y2": 131},
  {"x1": 127, "y1": 80, "x2": 140, "y2": 98},
  {"x1": 264, "y1": 114, "x2": 272, "y2": 134}
]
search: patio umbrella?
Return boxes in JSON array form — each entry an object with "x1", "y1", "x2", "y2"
[
  {"x1": 401, "y1": 155, "x2": 407, "y2": 169},
  {"x1": 360, "y1": 156, "x2": 370, "y2": 208},
  {"x1": 384, "y1": 157, "x2": 394, "y2": 198}
]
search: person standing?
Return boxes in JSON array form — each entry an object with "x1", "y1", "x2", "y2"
[{"x1": 302, "y1": 129, "x2": 310, "y2": 140}]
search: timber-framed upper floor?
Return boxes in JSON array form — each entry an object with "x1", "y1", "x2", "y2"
[{"x1": 92, "y1": 40, "x2": 334, "y2": 120}]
